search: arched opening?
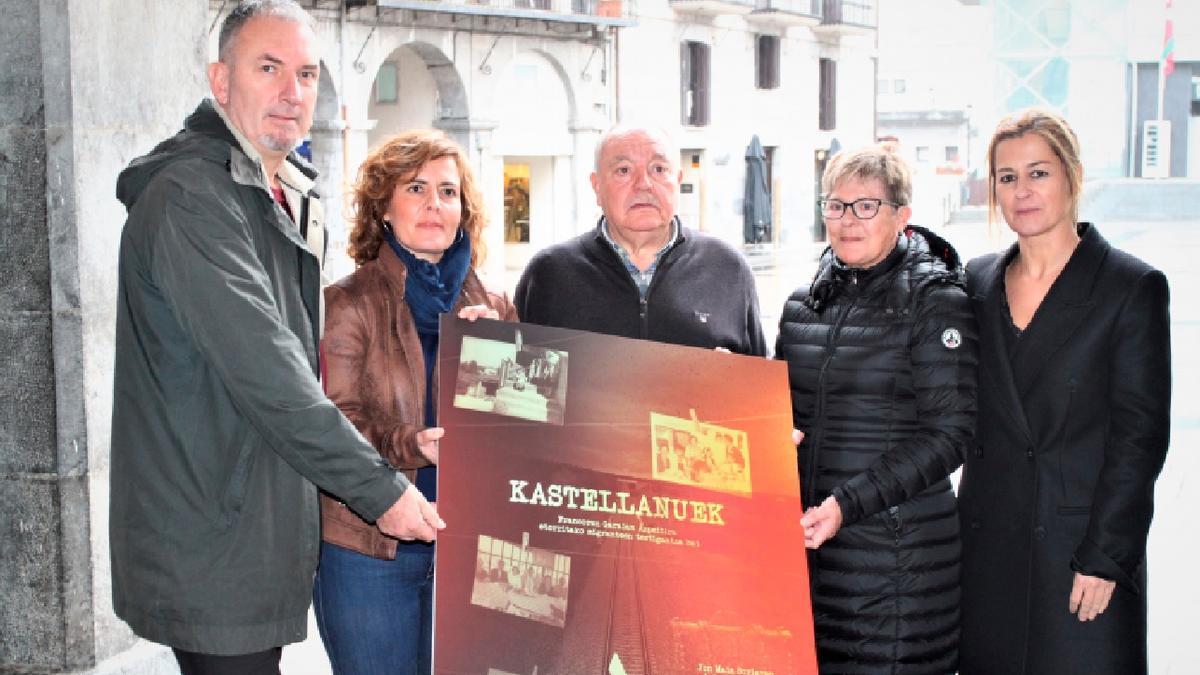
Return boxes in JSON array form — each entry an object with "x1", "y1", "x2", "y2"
[
  {"x1": 490, "y1": 51, "x2": 574, "y2": 273},
  {"x1": 366, "y1": 42, "x2": 469, "y2": 150}
]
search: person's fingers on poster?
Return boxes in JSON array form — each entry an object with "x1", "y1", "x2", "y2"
[
  {"x1": 417, "y1": 495, "x2": 446, "y2": 532},
  {"x1": 800, "y1": 495, "x2": 843, "y2": 549},
  {"x1": 458, "y1": 304, "x2": 500, "y2": 321},
  {"x1": 1068, "y1": 572, "x2": 1115, "y2": 621},
  {"x1": 792, "y1": 428, "x2": 805, "y2": 445},
  {"x1": 377, "y1": 484, "x2": 445, "y2": 542},
  {"x1": 416, "y1": 426, "x2": 444, "y2": 465}
]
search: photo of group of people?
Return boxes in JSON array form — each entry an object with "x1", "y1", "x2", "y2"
[
  {"x1": 453, "y1": 329, "x2": 568, "y2": 425},
  {"x1": 470, "y1": 534, "x2": 572, "y2": 628},
  {"x1": 649, "y1": 411, "x2": 751, "y2": 495}
]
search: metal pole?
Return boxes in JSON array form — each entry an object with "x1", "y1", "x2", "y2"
[{"x1": 1157, "y1": 58, "x2": 1166, "y2": 122}]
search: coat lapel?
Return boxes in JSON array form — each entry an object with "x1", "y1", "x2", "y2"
[
  {"x1": 1010, "y1": 224, "x2": 1106, "y2": 398},
  {"x1": 380, "y1": 247, "x2": 489, "y2": 417},
  {"x1": 379, "y1": 246, "x2": 431, "y2": 409},
  {"x1": 972, "y1": 247, "x2": 1035, "y2": 447}
]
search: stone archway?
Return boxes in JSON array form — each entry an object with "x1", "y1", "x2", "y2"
[{"x1": 365, "y1": 41, "x2": 470, "y2": 150}]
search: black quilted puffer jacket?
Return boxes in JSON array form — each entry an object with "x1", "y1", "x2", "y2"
[{"x1": 775, "y1": 226, "x2": 978, "y2": 675}]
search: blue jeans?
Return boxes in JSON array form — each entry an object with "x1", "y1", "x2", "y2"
[{"x1": 312, "y1": 541, "x2": 434, "y2": 675}]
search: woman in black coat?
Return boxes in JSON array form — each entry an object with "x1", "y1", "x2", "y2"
[
  {"x1": 958, "y1": 108, "x2": 1172, "y2": 675},
  {"x1": 777, "y1": 145, "x2": 978, "y2": 674}
]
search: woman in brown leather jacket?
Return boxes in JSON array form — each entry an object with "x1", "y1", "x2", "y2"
[{"x1": 312, "y1": 129, "x2": 516, "y2": 674}]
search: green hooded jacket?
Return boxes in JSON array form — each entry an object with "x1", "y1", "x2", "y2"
[{"x1": 109, "y1": 99, "x2": 408, "y2": 654}]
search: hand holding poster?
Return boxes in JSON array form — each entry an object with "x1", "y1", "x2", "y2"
[{"x1": 434, "y1": 317, "x2": 816, "y2": 674}]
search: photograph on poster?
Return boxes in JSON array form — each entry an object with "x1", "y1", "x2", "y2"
[
  {"x1": 469, "y1": 533, "x2": 571, "y2": 628},
  {"x1": 650, "y1": 411, "x2": 752, "y2": 495},
  {"x1": 453, "y1": 329, "x2": 568, "y2": 425}
]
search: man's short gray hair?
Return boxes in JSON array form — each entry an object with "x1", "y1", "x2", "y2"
[
  {"x1": 217, "y1": 0, "x2": 316, "y2": 63},
  {"x1": 593, "y1": 124, "x2": 680, "y2": 172}
]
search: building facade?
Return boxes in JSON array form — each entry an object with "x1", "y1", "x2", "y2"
[
  {"x1": 210, "y1": 0, "x2": 630, "y2": 282},
  {"x1": 880, "y1": 0, "x2": 1200, "y2": 198},
  {"x1": 614, "y1": 0, "x2": 879, "y2": 245},
  {"x1": 213, "y1": 0, "x2": 880, "y2": 287}
]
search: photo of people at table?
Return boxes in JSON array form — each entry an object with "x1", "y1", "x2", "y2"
[{"x1": 470, "y1": 534, "x2": 571, "y2": 628}]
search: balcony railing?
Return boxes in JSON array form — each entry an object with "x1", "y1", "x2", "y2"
[
  {"x1": 750, "y1": 0, "x2": 821, "y2": 23},
  {"x1": 668, "y1": 0, "x2": 756, "y2": 17},
  {"x1": 373, "y1": 0, "x2": 633, "y2": 26},
  {"x1": 820, "y1": 0, "x2": 876, "y2": 29}
]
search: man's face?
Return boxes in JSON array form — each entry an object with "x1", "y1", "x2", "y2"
[
  {"x1": 208, "y1": 15, "x2": 319, "y2": 162},
  {"x1": 590, "y1": 130, "x2": 681, "y2": 239}
]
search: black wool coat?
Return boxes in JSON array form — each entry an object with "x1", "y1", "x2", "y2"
[
  {"x1": 777, "y1": 227, "x2": 978, "y2": 675},
  {"x1": 958, "y1": 223, "x2": 1172, "y2": 675}
]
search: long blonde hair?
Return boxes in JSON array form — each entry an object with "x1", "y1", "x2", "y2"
[{"x1": 986, "y1": 107, "x2": 1083, "y2": 227}]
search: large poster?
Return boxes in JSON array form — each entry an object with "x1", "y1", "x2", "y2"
[{"x1": 434, "y1": 317, "x2": 816, "y2": 675}]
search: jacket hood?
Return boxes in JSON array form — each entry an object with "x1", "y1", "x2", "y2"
[
  {"x1": 805, "y1": 224, "x2": 965, "y2": 312},
  {"x1": 907, "y1": 224, "x2": 963, "y2": 273},
  {"x1": 116, "y1": 99, "x2": 320, "y2": 210}
]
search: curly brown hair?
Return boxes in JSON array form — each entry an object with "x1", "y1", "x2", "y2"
[{"x1": 347, "y1": 129, "x2": 487, "y2": 267}]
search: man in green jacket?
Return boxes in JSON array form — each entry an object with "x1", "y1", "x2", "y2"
[{"x1": 110, "y1": 2, "x2": 442, "y2": 671}]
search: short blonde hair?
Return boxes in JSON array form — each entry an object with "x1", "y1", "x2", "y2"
[
  {"x1": 822, "y1": 144, "x2": 912, "y2": 206},
  {"x1": 986, "y1": 107, "x2": 1083, "y2": 226}
]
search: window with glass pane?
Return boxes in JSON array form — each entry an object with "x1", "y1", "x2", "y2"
[{"x1": 375, "y1": 62, "x2": 398, "y2": 104}]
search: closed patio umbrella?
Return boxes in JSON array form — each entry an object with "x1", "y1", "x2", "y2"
[{"x1": 744, "y1": 135, "x2": 771, "y2": 244}]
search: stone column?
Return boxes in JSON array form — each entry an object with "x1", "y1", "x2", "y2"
[
  {"x1": 0, "y1": 1, "x2": 206, "y2": 672},
  {"x1": 570, "y1": 121, "x2": 606, "y2": 236},
  {"x1": 309, "y1": 119, "x2": 351, "y2": 277},
  {"x1": 0, "y1": 4, "x2": 83, "y2": 667},
  {"x1": 439, "y1": 118, "x2": 504, "y2": 281},
  {"x1": 341, "y1": 117, "x2": 379, "y2": 195}
]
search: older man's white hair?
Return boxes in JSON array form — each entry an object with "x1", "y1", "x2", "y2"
[{"x1": 593, "y1": 124, "x2": 681, "y2": 172}]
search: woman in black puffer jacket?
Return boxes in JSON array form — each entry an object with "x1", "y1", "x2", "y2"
[{"x1": 776, "y1": 145, "x2": 978, "y2": 674}]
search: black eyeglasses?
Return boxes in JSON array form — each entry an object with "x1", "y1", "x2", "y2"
[{"x1": 819, "y1": 197, "x2": 902, "y2": 220}]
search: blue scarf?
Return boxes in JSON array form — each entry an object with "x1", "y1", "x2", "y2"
[
  {"x1": 383, "y1": 226, "x2": 472, "y2": 337},
  {"x1": 383, "y1": 226, "x2": 471, "y2": 509}
]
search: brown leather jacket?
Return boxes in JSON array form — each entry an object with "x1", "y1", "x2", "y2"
[{"x1": 319, "y1": 245, "x2": 517, "y2": 559}]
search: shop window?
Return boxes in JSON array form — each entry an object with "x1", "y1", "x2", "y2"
[
  {"x1": 916, "y1": 146, "x2": 930, "y2": 163},
  {"x1": 681, "y1": 41, "x2": 711, "y2": 127},
  {"x1": 893, "y1": 78, "x2": 906, "y2": 94},
  {"x1": 503, "y1": 164, "x2": 531, "y2": 243},
  {"x1": 945, "y1": 145, "x2": 960, "y2": 162}
]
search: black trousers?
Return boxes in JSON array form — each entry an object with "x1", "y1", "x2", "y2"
[{"x1": 172, "y1": 647, "x2": 282, "y2": 675}]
